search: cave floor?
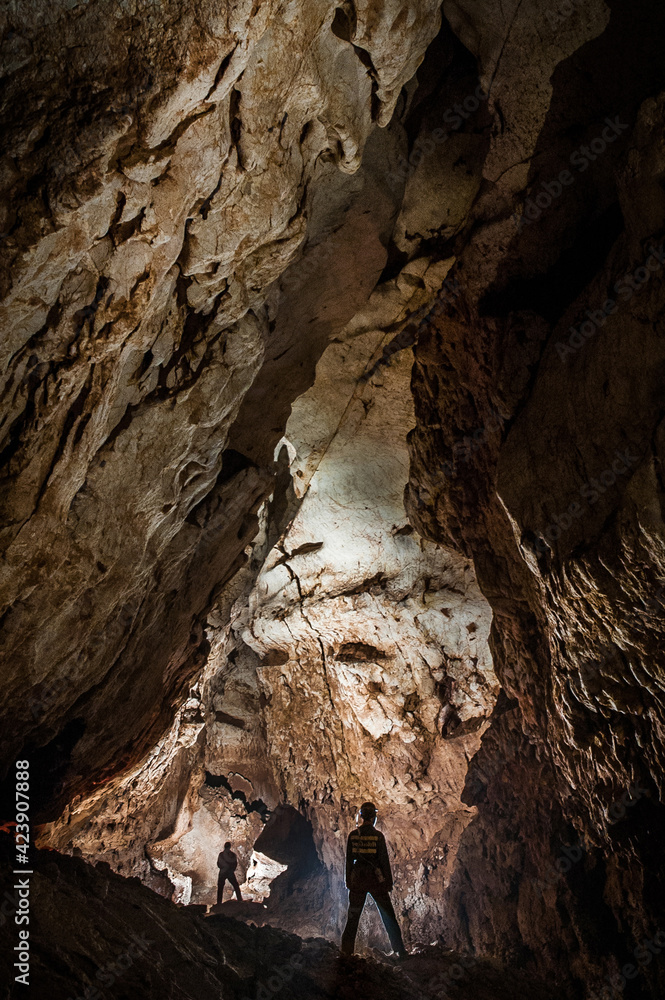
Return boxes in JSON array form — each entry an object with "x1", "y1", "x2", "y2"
[
  {"x1": 245, "y1": 936, "x2": 563, "y2": 1000},
  {"x1": 0, "y1": 841, "x2": 560, "y2": 1000}
]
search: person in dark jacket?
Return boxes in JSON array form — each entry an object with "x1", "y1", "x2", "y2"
[
  {"x1": 216, "y1": 841, "x2": 243, "y2": 903},
  {"x1": 340, "y1": 802, "x2": 407, "y2": 958}
]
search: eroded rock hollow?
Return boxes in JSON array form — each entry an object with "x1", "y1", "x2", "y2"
[{"x1": 1, "y1": 0, "x2": 664, "y2": 997}]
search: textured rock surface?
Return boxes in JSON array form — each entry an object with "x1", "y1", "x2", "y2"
[
  {"x1": 0, "y1": 839, "x2": 560, "y2": 1000},
  {"x1": 41, "y1": 270, "x2": 498, "y2": 955},
  {"x1": 402, "y1": 1, "x2": 665, "y2": 994},
  {"x1": 235, "y1": 300, "x2": 498, "y2": 946},
  {"x1": 2, "y1": 0, "x2": 665, "y2": 998},
  {"x1": 0, "y1": 0, "x2": 442, "y2": 801}
]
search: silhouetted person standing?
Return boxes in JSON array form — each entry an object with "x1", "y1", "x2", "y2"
[
  {"x1": 216, "y1": 841, "x2": 243, "y2": 903},
  {"x1": 340, "y1": 802, "x2": 407, "y2": 958}
]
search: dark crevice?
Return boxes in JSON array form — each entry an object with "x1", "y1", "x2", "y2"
[
  {"x1": 73, "y1": 276, "x2": 110, "y2": 337},
  {"x1": 199, "y1": 171, "x2": 224, "y2": 221},
  {"x1": 103, "y1": 402, "x2": 134, "y2": 451},
  {"x1": 135, "y1": 349, "x2": 153, "y2": 381},
  {"x1": 145, "y1": 105, "x2": 216, "y2": 157},
  {"x1": 273, "y1": 540, "x2": 323, "y2": 567},
  {"x1": 109, "y1": 207, "x2": 145, "y2": 246},
  {"x1": 376, "y1": 244, "x2": 410, "y2": 285},
  {"x1": 480, "y1": 200, "x2": 626, "y2": 325},
  {"x1": 205, "y1": 44, "x2": 237, "y2": 100},
  {"x1": 336, "y1": 571, "x2": 389, "y2": 597},
  {"x1": 213, "y1": 710, "x2": 246, "y2": 729},
  {"x1": 217, "y1": 448, "x2": 256, "y2": 484},
  {"x1": 204, "y1": 771, "x2": 270, "y2": 821},
  {"x1": 230, "y1": 87, "x2": 242, "y2": 154},
  {"x1": 335, "y1": 642, "x2": 387, "y2": 662},
  {"x1": 33, "y1": 368, "x2": 94, "y2": 509},
  {"x1": 331, "y1": 4, "x2": 356, "y2": 42}
]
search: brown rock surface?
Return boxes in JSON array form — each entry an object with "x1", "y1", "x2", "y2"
[
  {"x1": 0, "y1": 837, "x2": 560, "y2": 1000},
  {"x1": 0, "y1": 0, "x2": 441, "y2": 799},
  {"x1": 403, "y1": 1, "x2": 665, "y2": 993},
  {"x1": 1, "y1": 1, "x2": 665, "y2": 998},
  {"x1": 40, "y1": 270, "x2": 498, "y2": 956}
]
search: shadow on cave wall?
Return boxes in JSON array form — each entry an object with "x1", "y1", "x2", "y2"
[
  {"x1": 481, "y1": 0, "x2": 665, "y2": 322},
  {"x1": 401, "y1": 0, "x2": 665, "y2": 993},
  {"x1": 0, "y1": 717, "x2": 86, "y2": 825}
]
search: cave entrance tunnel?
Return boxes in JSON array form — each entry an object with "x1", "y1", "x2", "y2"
[{"x1": 161, "y1": 796, "x2": 326, "y2": 918}]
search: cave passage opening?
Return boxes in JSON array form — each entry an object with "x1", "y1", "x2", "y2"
[
  {"x1": 117, "y1": 301, "x2": 502, "y2": 950},
  {"x1": 32, "y1": 297, "x2": 500, "y2": 957}
]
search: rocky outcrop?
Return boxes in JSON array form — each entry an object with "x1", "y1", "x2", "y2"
[
  {"x1": 2, "y1": 0, "x2": 665, "y2": 997},
  {"x1": 403, "y1": 1, "x2": 665, "y2": 994},
  {"x1": 0, "y1": 837, "x2": 561, "y2": 1000},
  {"x1": 0, "y1": 0, "x2": 443, "y2": 804}
]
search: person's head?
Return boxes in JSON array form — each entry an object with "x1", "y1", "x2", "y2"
[
  {"x1": 224, "y1": 841, "x2": 231, "y2": 850},
  {"x1": 358, "y1": 802, "x2": 377, "y2": 826}
]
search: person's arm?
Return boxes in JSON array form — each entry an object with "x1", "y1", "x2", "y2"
[
  {"x1": 377, "y1": 832, "x2": 393, "y2": 890},
  {"x1": 345, "y1": 833, "x2": 354, "y2": 887}
]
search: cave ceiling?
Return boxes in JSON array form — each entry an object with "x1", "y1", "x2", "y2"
[{"x1": 1, "y1": 0, "x2": 665, "y2": 997}]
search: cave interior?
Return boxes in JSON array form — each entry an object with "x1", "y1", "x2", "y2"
[{"x1": 1, "y1": 0, "x2": 665, "y2": 998}]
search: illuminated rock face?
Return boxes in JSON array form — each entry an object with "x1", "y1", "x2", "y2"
[
  {"x1": 0, "y1": 0, "x2": 443, "y2": 798},
  {"x1": 42, "y1": 279, "x2": 498, "y2": 952},
  {"x1": 232, "y1": 305, "x2": 498, "y2": 946},
  {"x1": 3, "y1": 0, "x2": 665, "y2": 996}
]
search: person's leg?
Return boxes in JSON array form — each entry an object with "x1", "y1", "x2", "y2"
[
  {"x1": 340, "y1": 891, "x2": 367, "y2": 955},
  {"x1": 371, "y1": 891, "x2": 406, "y2": 954},
  {"x1": 216, "y1": 875, "x2": 228, "y2": 906},
  {"x1": 229, "y1": 872, "x2": 243, "y2": 901}
]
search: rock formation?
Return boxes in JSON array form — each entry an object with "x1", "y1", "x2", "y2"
[
  {"x1": 0, "y1": 835, "x2": 561, "y2": 1000},
  {"x1": 1, "y1": 0, "x2": 664, "y2": 997}
]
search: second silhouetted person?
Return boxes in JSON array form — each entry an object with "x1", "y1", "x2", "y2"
[{"x1": 216, "y1": 841, "x2": 243, "y2": 904}]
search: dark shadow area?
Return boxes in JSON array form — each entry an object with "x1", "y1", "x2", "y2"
[
  {"x1": 481, "y1": 0, "x2": 665, "y2": 315},
  {"x1": 211, "y1": 805, "x2": 336, "y2": 942},
  {"x1": 0, "y1": 831, "x2": 563, "y2": 1000},
  {"x1": 0, "y1": 718, "x2": 86, "y2": 825}
]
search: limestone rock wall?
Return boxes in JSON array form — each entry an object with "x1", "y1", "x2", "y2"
[
  {"x1": 403, "y1": 1, "x2": 665, "y2": 994},
  {"x1": 3, "y1": 0, "x2": 665, "y2": 995},
  {"x1": 234, "y1": 283, "x2": 498, "y2": 947},
  {"x1": 41, "y1": 260, "x2": 498, "y2": 954},
  {"x1": 0, "y1": 0, "x2": 442, "y2": 803}
]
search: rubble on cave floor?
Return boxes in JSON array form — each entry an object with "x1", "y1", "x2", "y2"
[{"x1": 0, "y1": 840, "x2": 560, "y2": 1000}]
